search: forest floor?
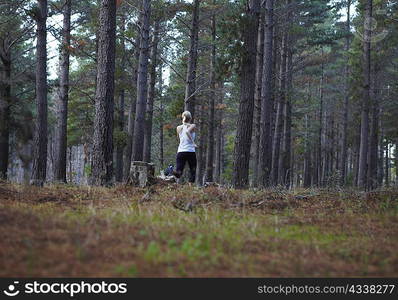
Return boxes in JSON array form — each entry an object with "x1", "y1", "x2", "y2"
[{"x1": 0, "y1": 181, "x2": 397, "y2": 277}]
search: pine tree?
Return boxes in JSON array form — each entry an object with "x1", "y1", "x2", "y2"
[
  {"x1": 90, "y1": 0, "x2": 117, "y2": 186},
  {"x1": 31, "y1": 0, "x2": 48, "y2": 186}
]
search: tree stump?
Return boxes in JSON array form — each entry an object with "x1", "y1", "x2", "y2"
[{"x1": 128, "y1": 161, "x2": 155, "y2": 187}]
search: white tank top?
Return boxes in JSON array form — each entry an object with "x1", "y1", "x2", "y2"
[{"x1": 177, "y1": 124, "x2": 196, "y2": 153}]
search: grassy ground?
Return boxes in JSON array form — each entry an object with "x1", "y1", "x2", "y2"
[{"x1": 0, "y1": 181, "x2": 397, "y2": 277}]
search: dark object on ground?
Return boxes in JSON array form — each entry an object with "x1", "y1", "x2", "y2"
[{"x1": 164, "y1": 165, "x2": 174, "y2": 176}]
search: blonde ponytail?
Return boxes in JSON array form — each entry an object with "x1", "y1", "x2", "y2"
[{"x1": 182, "y1": 111, "x2": 192, "y2": 123}]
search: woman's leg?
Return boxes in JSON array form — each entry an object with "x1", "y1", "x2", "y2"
[
  {"x1": 174, "y1": 152, "x2": 186, "y2": 178},
  {"x1": 187, "y1": 152, "x2": 197, "y2": 183}
]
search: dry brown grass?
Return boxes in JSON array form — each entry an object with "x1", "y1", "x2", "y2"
[{"x1": 0, "y1": 182, "x2": 397, "y2": 277}]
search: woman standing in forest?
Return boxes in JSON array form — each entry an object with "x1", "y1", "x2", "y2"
[{"x1": 173, "y1": 111, "x2": 197, "y2": 183}]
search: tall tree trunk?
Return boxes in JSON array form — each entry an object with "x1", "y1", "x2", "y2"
[
  {"x1": 303, "y1": 113, "x2": 311, "y2": 188},
  {"x1": 159, "y1": 111, "x2": 164, "y2": 169},
  {"x1": 143, "y1": 19, "x2": 160, "y2": 163},
  {"x1": 115, "y1": 89, "x2": 125, "y2": 181},
  {"x1": 331, "y1": 114, "x2": 336, "y2": 174},
  {"x1": 54, "y1": 0, "x2": 71, "y2": 183},
  {"x1": 204, "y1": 3, "x2": 216, "y2": 183},
  {"x1": 214, "y1": 81, "x2": 224, "y2": 183},
  {"x1": 158, "y1": 63, "x2": 164, "y2": 170},
  {"x1": 316, "y1": 50, "x2": 324, "y2": 186},
  {"x1": 124, "y1": 34, "x2": 141, "y2": 179},
  {"x1": 132, "y1": 0, "x2": 151, "y2": 161},
  {"x1": 252, "y1": 7, "x2": 264, "y2": 187},
  {"x1": 0, "y1": 1, "x2": 15, "y2": 181},
  {"x1": 271, "y1": 28, "x2": 287, "y2": 186},
  {"x1": 258, "y1": 0, "x2": 274, "y2": 188},
  {"x1": 367, "y1": 63, "x2": 379, "y2": 189},
  {"x1": 31, "y1": 0, "x2": 48, "y2": 186},
  {"x1": 232, "y1": 0, "x2": 260, "y2": 188},
  {"x1": 339, "y1": 0, "x2": 351, "y2": 186},
  {"x1": 358, "y1": 0, "x2": 372, "y2": 189},
  {"x1": 184, "y1": 0, "x2": 200, "y2": 118},
  {"x1": 0, "y1": 45, "x2": 11, "y2": 180},
  {"x1": 196, "y1": 63, "x2": 208, "y2": 185},
  {"x1": 278, "y1": 0, "x2": 292, "y2": 187},
  {"x1": 196, "y1": 101, "x2": 205, "y2": 185},
  {"x1": 322, "y1": 103, "x2": 330, "y2": 183},
  {"x1": 115, "y1": 13, "x2": 126, "y2": 182},
  {"x1": 270, "y1": 19, "x2": 278, "y2": 139},
  {"x1": 353, "y1": 125, "x2": 360, "y2": 185},
  {"x1": 377, "y1": 121, "x2": 384, "y2": 185},
  {"x1": 328, "y1": 111, "x2": 335, "y2": 178},
  {"x1": 281, "y1": 39, "x2": 292, "y2": 188},
  {"x1": 90, "y1": 0, "x2": 117, "y2": 186},
  {"x1": 367, "y1": 97, "x2": 378, "y2": 189}
]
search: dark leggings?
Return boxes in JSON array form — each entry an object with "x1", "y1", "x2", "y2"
[{"x1": 175, "y1": 152, "x2": 197, "y2": 183}]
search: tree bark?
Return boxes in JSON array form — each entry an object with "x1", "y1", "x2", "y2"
[
  {"x1": 90, "y1": 0, "x2": 117, "y2": 186},
  {"x1": 31, "y1": 0, "x2": 48, "y2": 186},
  {"x1": 258, "y1": 0, "x2": 274, "y2": 188},
  {"x1": 115, "y1": 13, "x2": 126, "y2": 182},
  {"x1": 358, "y1": 0, "x2": 372, "y2": 189},
  {"x1": 124, "y1": 31, "x2": 141, "y2": 179},
  {"x1": 271, "y1": 28, "x2": 287, "y2": 186},
  {"x1": 196, "y1": 101, "x2": 205, "y2": 185},
  {"x1": 54, "y1": 0, "x2": 71, "y2": 183},
  {"x1": 158, "y1": 63, "x2": 164, "y2": 170},
  {"x1": 252, "y1": 7, "x2": 264, "y2": 187},
  {"x1": 143, "y1": 19, "x2": 160, "y2": 163},
  {"x1": 367, "y1": 62, "x2": 379, "y2": 189},
  {"x1": 316, "y1": 49, "x2": 324, "y2": 186},
  {"x1": 278, "y1": 0, "x2": 292, "y2": 187},
  {"x1": 232, "y1": 0, "x2": 260, "y2": 188},
  {"x1": 204, "y1": 3, "x2": 216, "y2": 183},
  {"x1": 339, "y1": 0, "x2": 351, "y2": 186},
  {"x1": 377, "y1": 121, "x2": 384, "y2": 185},
  {"x1": 132, "y1": 0, "x2": 151, "y2": 162},
  {"x1": 214, "y1": 81, "x2": 224, "y2": 183},
  {"x1": 0, "y1": 38, "x2": 11, "y2": 180},
  {"x1": 281, "y1": 40, "x2": 292, "y2": 188},
  {"x1": 303, "y1": 112, "x2": 311, "y2": 188},
  {"x1": 184, "y1": 0, "x2": 200, "y2": 118},
  {"x1": 353, "y1": 125, "x2": 360, "y2": 185}
]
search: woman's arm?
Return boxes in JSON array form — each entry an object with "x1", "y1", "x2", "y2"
[
  {"x1": 176, "y1": 126, "x2": 181, "y2": 142},
  {"x1": 187, "y1": 124, "x2": 196, "y2": 133}
]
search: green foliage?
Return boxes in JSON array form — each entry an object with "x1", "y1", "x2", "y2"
[
  {"x1": 113, "y1": 128, "x2": 128, "y2": 148},
  {"x1": 84, "y1": 164, "x2": 92, "y2": 177}
]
